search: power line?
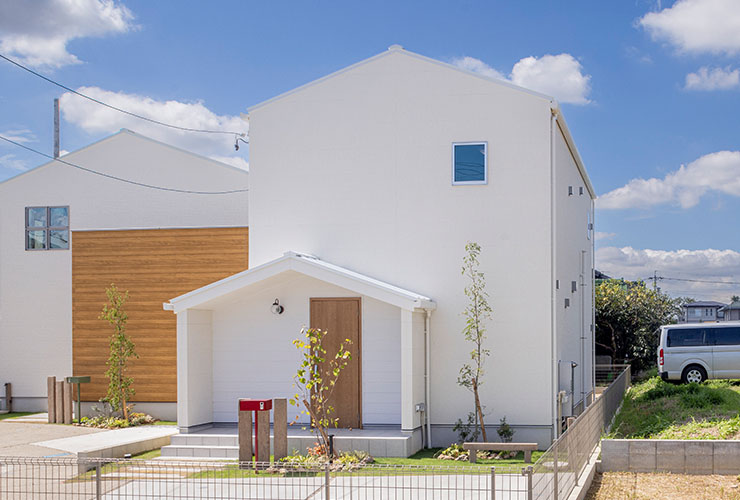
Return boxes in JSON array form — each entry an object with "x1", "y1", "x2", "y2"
[
  {"x1": 648, "y1": 275, "x2": 740, "y2": 286},
  {"x1": 0, "y1": 134, "x2": 248, "y2": 195},
  {"x1": 0, "y1": 53, "x2": 246, "y2": 138}
]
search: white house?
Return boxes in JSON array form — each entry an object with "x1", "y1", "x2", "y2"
[
  {"x1": 168, "y1": 45, "x2": 595, "y2": 453},
  {"x1": 0, "y1": 130, "x2": 249, "y2": 419}
]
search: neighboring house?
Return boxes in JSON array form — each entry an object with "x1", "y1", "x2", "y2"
[
  {"x1": 166, "y1": 46, "x2": 595, "y2": 452},
  {"x1": 720, "y1": 301, "x2": 740, "y2": 321},
  {"x1": 681, "y1": 301, "x2": 726, "y2": 323},
  {"x1": 0, "y1": 130, "x2": 249, "y2": 419}
]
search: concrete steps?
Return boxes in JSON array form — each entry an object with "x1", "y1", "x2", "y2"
[{"x1": 160, "y1": 428, "x2": 420, "y2": 459}]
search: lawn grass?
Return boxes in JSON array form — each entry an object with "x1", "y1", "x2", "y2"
[
  {"x1": 0, "y1": 412, "x2": 36, "y2": 421},
  {"x1": 609, "y1": 376, "x2": 740, "y2": 439},
  {"x1": 153, "y1": 420, "x2": 177, "y2": 426}
]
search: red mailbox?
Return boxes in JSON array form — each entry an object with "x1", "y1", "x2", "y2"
[
  {"x1": 239, "y1": 399, "x2": 272, "y2": 412},
  {"x1": 238, "y1": 398, "x2": 273, "y2": 464}
]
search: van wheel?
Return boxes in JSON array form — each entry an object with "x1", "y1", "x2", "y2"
[{"x1": 681, "y1": 365, "x2": 707, "y2": 384}]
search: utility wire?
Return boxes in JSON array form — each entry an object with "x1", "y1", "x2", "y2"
[
  {"x1": 653, "y1": 276, "x2": 740, "y2": 286},
  {"x1": 0, "y1": 134, "x2": 248, "y2": 195},
  {"x1": 0, "y1": 53, "x2": 246, "y2": 137}
]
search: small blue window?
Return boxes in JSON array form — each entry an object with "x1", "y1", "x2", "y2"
[{"x1": 453, "y1": 143, "x2": 487, "y2": 184}]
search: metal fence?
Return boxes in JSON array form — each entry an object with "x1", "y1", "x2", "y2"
[
  {"x1": 0, "y1": 458, "x2": 533, "y2": 499},
  {"x1": 532, "y1": 364, "x2": 631, "y2": 500},
  {"x1": 0, "y1": 365, "x2": 631, "y2": 500}
]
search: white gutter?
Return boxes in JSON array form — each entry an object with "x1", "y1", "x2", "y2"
[
  {"x1": 162, "y1": 302, "x2": 174, "y2": 311},
  {"x1": 425, "y1": 309, "x2": 433, "y2": 448},
  {"x1": 550, "y1": 109, "x2": 560, "y2": 440}
]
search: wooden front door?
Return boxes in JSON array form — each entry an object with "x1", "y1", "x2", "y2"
[{"x1": 310, "y1": 298, "x2": 361, "y2": 429}]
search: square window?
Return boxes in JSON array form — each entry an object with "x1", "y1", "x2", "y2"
[
  {"x1": 49, "y1": 230, "x2": 69, "y2": 249},
  {"x1": 25, "y1": 206, "x2": 69, "y2": 251},
  {"x1": 453, "y1": 143, "x2": 487, "y2": 185},
  {"x1": 49, "y1": 207, "x2": 69, "y2": 227},
  {"x1": 27, "y1": 207, "x2": 47, "y2": 227},
  {"x1": 27, "y1": 230, "x2": 46, "y2": 250}
]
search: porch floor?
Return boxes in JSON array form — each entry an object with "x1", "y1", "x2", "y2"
[{"x1": 161, "y1": 425, "x2": 422, "y2": 459}]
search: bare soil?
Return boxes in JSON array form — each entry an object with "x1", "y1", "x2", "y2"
[{"x1": 586, "y1": 472, "x2": 740, "y2": 500}]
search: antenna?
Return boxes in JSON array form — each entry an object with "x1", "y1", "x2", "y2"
[{"x1": 53, "y1": 98, "x2": 60, "y2": 159}]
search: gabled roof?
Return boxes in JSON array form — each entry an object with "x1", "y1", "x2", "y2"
[
  {"x1": 720, "y1": 301, "x2": 740, "y2": 311},
  {"x1": 0, "y1": 129, "x2": 247, "y2": 188},
  {"x1": 245, "y1": 45, "x2": 594, "y2": 198},
  {"x1": 685, "y1": 301, "x2": 727, "y2": 308},
  {"x1": 247, "y1": 45, "x2": 553, "y2": 114},
  {"x1": 164, "y1": 251, "x2": 436, "y2": 313}
]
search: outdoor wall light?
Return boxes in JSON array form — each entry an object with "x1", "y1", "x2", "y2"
[{"x1": 271, "y1": 298, "x2": 284, "y2": 315}]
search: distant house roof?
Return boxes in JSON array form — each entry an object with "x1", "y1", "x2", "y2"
[
  {"x1": 0, "y1": 128, "x2": 247, "y2": 189},
  {"x1": 165, "y1": 251, "x2": 436, "y2": 313},
  {"x1": 685, "y1": 301, "x2": 727, "y2": 308},
  {"x1": 720, "y1": 301, "x2": 740, "y2": 311},
  {"x1": 595, "y1": 270, "x2": 611, "y2": 280}
]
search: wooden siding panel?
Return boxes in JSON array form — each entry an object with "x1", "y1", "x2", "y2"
[{"x1": 72, "y1": 227, "x2": 248, "y2": 402}]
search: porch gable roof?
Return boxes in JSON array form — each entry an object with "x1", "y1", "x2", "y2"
[{"x1": 164, "y1": 251, "x2": 436, "y2": 313}]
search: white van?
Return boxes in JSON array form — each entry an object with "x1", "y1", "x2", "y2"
[{"x1": 658, "y1": 322, "x2": 740, "y2": 383}]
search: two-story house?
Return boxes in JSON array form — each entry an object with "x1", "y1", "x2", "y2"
[{"x1": 166, "y1": 46, "x2": 595, "y2": 455}]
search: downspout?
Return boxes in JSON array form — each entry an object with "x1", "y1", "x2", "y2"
[
  {"x1": 591, "y1": 199, "x2": 596, "y2": 401},
  {"x1": 424, "y1": 309, "x2": 433, "y2": 448},
  {"x1": 550, "y1": 108, "x2": 559, "y2": 439},
  {"x1": 581, "y1": 250, "x2": 586, "y2": 411}
]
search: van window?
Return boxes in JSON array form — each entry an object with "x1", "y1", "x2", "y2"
[
  {"x1": 711, "y1": 327, "x2": 740, "y2": 346},
  {"x1": 667, "y1": 328, "x2": 705, "y2": 347}
]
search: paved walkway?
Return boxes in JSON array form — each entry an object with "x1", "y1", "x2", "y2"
[
  {"x1": 35, "y1": 425, "x2": 177, "y2": 455},
  {"x1": 0, "y1": 416, "x2": 176, "y2": 458}
]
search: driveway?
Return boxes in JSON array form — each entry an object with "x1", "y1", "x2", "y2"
[{"x1": 0, "y1": 418, "x2": 104, "y2": 457}]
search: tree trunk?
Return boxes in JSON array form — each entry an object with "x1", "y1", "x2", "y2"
[
  {"x1": 473, "y1": 381, "x2": 487, "y2": 442},
  {"x1": 302, "y1": 398, "x2": 332, "y2": 456}
]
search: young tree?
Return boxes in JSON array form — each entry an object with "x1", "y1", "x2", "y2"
[
  {"x1": 457, "y1": 242, "x2": 492, "y2": 442},
  {"x1": 99, "y1": 284, "x2": 138, "y2": 420},
  {"x1": 290, "y1": 327, "x2": 352, "y2": 456}
]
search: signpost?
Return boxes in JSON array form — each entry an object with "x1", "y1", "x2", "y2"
[{"x1": 65, "y1": 376, "x2": 91, "y2": 424}]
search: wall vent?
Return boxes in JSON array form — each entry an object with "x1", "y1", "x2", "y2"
[
  {"x1": 565, "y1": 298, "x2": 570, "y2": 308},
  {"x1": 572, "y1": 281, "x2": 577, "y2": 293}
]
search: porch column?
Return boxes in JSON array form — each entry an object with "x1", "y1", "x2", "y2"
[
  {"x1": 177, "y1": 309, "x2": 213, "y2": 430},
  {"x1": 400, "y1": 310, "x2": 425, "y2": 432}
]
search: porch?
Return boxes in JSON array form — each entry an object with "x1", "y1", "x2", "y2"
[{"x1": 160, "y1": 425, "x2": 422, "y2": 459}]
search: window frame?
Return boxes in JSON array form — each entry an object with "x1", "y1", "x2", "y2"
[
  {"x1": 452, "y1": 141, "x2": 488, "y2": 186},
  {"x1": 25, "y1": 206, "x2": 70, "y2": 251}
]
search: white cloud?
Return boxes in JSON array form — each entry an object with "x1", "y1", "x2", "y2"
[
  {"x1": 595, "y1": 232, "x2": 616, "y2": 241},
  {"x1": 639, "y1": 0, "x2": 740, "y2": 56},
  {"x1": 0, "y1": 0, "x2": 135, "y2": 68},
  {"x1": 597, "y1": 246, "x2": 740, "y2": 301},
  {"x1": 0, "y1": 129, "x2": 36, "y2": 144},
  {"x1": 685, "y1": 66, "x2": 740, "y2": 90},
  {"x1": 597, "y1": 151, "x2": 740, "y2": 210},
  {"x1": 451, "y1": 56, "x2": 506, "y2": 80},
  {"x1": 59, "y1": 86, "x2": 249, "y2": 169},
  {"x1": 452, "y1": 54, "x2": 592, "y2": 105},
  {"x1": 0, "y1": 153, "x2": 28, "y2": 171},
  {"x1": 510, "y1": 54, "x2": 592, "y2": 105}
]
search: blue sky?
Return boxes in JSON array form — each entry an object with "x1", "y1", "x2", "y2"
[{"x1": 1, "y1": 0, "x2": 739, "y2": 299}]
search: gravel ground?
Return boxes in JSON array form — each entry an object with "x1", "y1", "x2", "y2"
[
  {"x1": 586, "y1": 472, "x2": 740, "y2": 500},
  {"x1": 0, "y1": 420, "x2": 104, "y2": 457}
]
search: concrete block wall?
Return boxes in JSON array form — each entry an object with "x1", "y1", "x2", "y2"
[{"x1": 602, "y1": 439, "x2": 740, "y2": 475}]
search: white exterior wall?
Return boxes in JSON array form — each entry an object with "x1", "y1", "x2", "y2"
[
  {"x1": 248, "y1": 49, "x2": 556, "y2": 442},
  {"x1": 0, "y1": 131, "x2": 248, "y2": 410},
  {"x1": 553, "y1": 120, "x2": 595, "y2": 416},
  {"x1": 177, "y1": 309, "x2": 214, "y2": 427},
  {"x1": 206, "y1": 271, "x2": 402, "y2": 426}
]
